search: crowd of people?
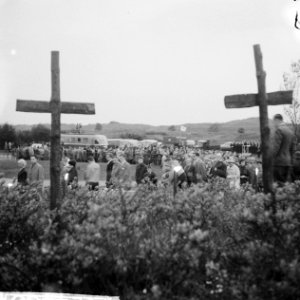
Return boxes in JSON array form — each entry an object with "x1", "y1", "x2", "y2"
[{"x1": 6, "y1": 114, "x2": 300, "y2": 194}]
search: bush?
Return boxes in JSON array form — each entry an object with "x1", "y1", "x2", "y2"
[{"x1": 0, "y1": 181, "x2": 300, "y2": 299}]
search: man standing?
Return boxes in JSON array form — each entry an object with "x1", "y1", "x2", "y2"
[
  {"x1": 84, "y1": 155, "x2": 101, "y2": 190},
  {"x1": 192, "y1": 152, "x2": 208, "y2": 183},
  {"x1": 112, "y1": 151, "x2": 132, "y2": 188},
  {"x1": 29, "y1": 155, "x2": 45, "y2": 192},
  {"x1": 135, "y1": 156, "x2": 148, "y2": 184},
  {"x1": 272, "y1": 114, "x2": 295, "y2": 183},
  {"x1": 106, "y1": 152, "x2": 115, "y2": 188}
]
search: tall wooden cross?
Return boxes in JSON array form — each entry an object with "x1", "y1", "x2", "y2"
[
  {"x1": 224, "y1": 44, "x2": 293, "y2": 194},
  {"x1": 16, "y1": 51, "x2": 95, "y2": 209}
]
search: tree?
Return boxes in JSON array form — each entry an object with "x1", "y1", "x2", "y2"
[
  {"x1": 168, "y1": 125, "x2": 176, "y2": 131},
  {"x1": 282, "y1": 61, "x2": 300, "y2": 141},
  {"x1": 0, "y1": 123, "x2": 17, "y2": 149},
  {"x1": 31, "y1": 124, "x2": 50, "y2": 143},
  {"x1": 238, "y1": 127, "x2": 245, "y2": 134},
  {"x1": 16, "y1": 130, "x2": 32, "y2": 146},
  {"x1": 95, "y1": 123, "x2": 102, "y2": 131}
]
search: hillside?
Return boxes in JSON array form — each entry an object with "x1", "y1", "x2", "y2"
[{"x1": 12, "y1": 118, "x2": 263, "y2": 144}]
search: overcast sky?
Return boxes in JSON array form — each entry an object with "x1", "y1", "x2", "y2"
[{"x1": 1, "y1": 0, "x2": 300, "y2": 126}]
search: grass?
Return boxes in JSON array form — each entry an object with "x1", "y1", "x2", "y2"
[{"x1": 0, "y1": 159, "x2": 163, "y2": 181}]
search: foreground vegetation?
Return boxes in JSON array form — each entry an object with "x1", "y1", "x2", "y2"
[{"x1": 0, "y1": 180, "x2": 300, "y2": 299}]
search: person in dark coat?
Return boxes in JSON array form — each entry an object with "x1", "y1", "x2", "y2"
[
  {"x1": 135, "y1": 156, "x2": 148, "y2": 184},
  {"x1": 184, "y1": 157, "x2": 197, "y2": 186},
  {"x1": 106, "y1": 152, "x2": 115, "y2": 188},
  {"x1": 292, "y1": 150, "x2": 300, "y2": 181},
  {"x1": 239, "y1": 158, "x2": 250, "y2": 185},
  {"x1": 146, "y1": 164, "x2": 158, "y2": 185},
  {"x1": 67, "y1": 160, "x2": 78, "y2": 187},
  {"x1": 210, "y1": 159, "x2": 227, "y2": 179},
  {"x1": 14, "y1": 159, "x2": 28, "y2": 186},
  {"x1": 272, "y1": 114, "x2": 295, "y2": 183}
]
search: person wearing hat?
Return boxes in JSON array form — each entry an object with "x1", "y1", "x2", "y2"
[
  {"x1": 272, "y1": 114, "x2": 295, "y2": 183},
  {"x1": 226, "y1": 157, "x2": 240, "y2": 189}
]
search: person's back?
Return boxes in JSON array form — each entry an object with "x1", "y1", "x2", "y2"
[
  {"x1": 135, "y1": 157, "x2": 148, "y2": 184},
  {"x1": 272, "y1": 114, "x2": 295, "y2": 182},
  {"x1": 193, "y1": 154, "x2": 208, "y2": 183},
  {"x1": 29, "y1": 155, "x2": 44, "y2": 191},
  {"x1": 112, "y1": 153, "x2": 131, "y2": 187},
  {"x1": 85, "y1": 156, "x2": 101, "y2": 190},
  {"x1": 106, "y1": 153, "x2": 115, "y2": 188}
]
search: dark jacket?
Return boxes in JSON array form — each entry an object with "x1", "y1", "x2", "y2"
[
  {"x1": 18, "y1": 168, "x2": 28, "y2": 186},
  {"x1": 210, "y1": 161, "x2": 227, "y2": 179},
  {"x1": 106, "y1": 160, "x2": 114, "y2": 184},
  {"x1": 136, "y1": 163, "x2": 148, "y2": 184},
  {"x1": 272, "y1": 123, "x2": 294, "y2": 166},
  {"x1": 67, "y1": 167, "x2": 78, "y2": 184},
  {"x1": 184, "y1": 164, "x2": 198, "y2": 186}
]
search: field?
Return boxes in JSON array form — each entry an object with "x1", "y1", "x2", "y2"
[{"x1": 0, "y1": 159, "x2": 163, "y2": 182}]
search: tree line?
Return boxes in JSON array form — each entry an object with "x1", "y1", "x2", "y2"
[{"x1": 0, "y1": 123, "x2": 50, "y2": 149}]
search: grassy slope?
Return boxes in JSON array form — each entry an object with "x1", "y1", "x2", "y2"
[{"x1": 12, "y1": 117, "x2": 263, "y2": 144}]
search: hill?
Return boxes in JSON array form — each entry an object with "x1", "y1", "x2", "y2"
[{"x1": 12, "y1": 118, "x2": 262, "y2": 144}]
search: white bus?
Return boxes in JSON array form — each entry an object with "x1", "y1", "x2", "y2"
[{"x1": 61, "y1": 134, "x2": 108, "y2": 147}]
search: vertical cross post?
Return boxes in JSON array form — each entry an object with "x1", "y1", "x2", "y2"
[
  {"x1": 253, "y1": 45, "x2": 273, "y2": 194},
  {"x1": 50, "y1": 51, "x2": 61, "y2": 209}
]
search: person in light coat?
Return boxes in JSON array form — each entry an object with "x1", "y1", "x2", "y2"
[
  {"x1": 84, "y1": 155, "x2": 101, "y2": 190},
  {"x1": 226, "y1": 157, "x2": 240, "y2": 189}
]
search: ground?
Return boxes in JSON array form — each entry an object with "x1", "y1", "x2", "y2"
[{"x1": 0, "y1": 159, "x2": 163, "y2": 182}]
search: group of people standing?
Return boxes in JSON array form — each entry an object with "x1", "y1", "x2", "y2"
[{"x1": 11, "y1": 113, "x2": 299, "y2": 193}]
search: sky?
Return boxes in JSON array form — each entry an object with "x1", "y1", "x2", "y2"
[{"x1": 1, "y1": 0, "x2": 300, "y2": 126}]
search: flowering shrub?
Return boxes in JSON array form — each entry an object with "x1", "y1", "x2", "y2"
[{"x1": 0, "y1": 181, "x2": 300, "y2": 299}]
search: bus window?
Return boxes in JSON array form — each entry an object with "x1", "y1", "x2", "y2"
[
  {"x1": 78, "y1": 138, "x2": 81, "y2": 142},
  {"x1": 83, "y1": 138, "x2": 88, "y2": 143},
  {"x1": 95, "y1": 139, "x2": 99, "y2": 144}
]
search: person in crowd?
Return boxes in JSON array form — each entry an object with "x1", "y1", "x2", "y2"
[
  {"x1": 84, "y1": 155, "x2": 101, "y2": 190},
  {"x1": 13, "y1": 159, "x2": 28, "y2": 186},
  {"x1": 193, "y1": 152, "x2": 208, "y2": 183},
  {"x1": 239, "y1": 158, "x2": 250, "y2": 185},
  {"x1": 145, "y1": 164, "x2": 158, "y2": 186},
  {"x1": 245, "y1": 156, "x2": 258, "y2": 188},
  {"x1": 135, "y1": 156, "x2": 148, "y2": 184},
  {"x1": 111, "y1": 151, "x2": 131, "y2": 188},
  {"x1": 292, "y1": 149, "x2": 300, "y2": 181},
  {"x1": 169, "y1": 160, "x2": 187, "y2": 189},
  {"x1": 272, "y1": 114, "x2": 295, "y2": 183},
  {"x1": 106, "y1": 152, "x2": 115, "y2": 188},
  {"x1": 184, "y1": 157, "x2": 197, "y2": 186},
  {"x1": 28, "y1": 155, "x2": 45, "y2": 191},
  {"x1": 210, "y1": 157, "x2": 227, "y2": 179},
  {"x1": 226, "y1": 157, "x2": 240, "y2": 189},
  {"x1": 67, "y1": 160, "x2": 78, "y2": 188}
]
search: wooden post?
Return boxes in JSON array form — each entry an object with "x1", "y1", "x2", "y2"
[
  {"x1": 50, "y1": 51, "x2": 61, "y2": 210},
  {"x1": 253, "y1": 45, "x2": 273, "y2": 194},
  {"x1": 16, "y1": 52, "x2": 96, "y2": 209},
  {"x1": 224, "y1": 45, "x2": 293, "y2": 194}
]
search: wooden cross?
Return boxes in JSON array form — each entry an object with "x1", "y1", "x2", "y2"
[
  {"x1": 16, "y1": 51, "x2": 95, "y2": 209},
  {"x1": 224, "y1": 44, "x2": 293, "y2": 194}
]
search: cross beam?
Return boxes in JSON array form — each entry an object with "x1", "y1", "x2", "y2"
[
  {"x1": 224, "y1": 45, "x2": 293, "y2": 194},
  {"x1": 16, "y1": 51, "x2": 96, "y2": 209}
]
